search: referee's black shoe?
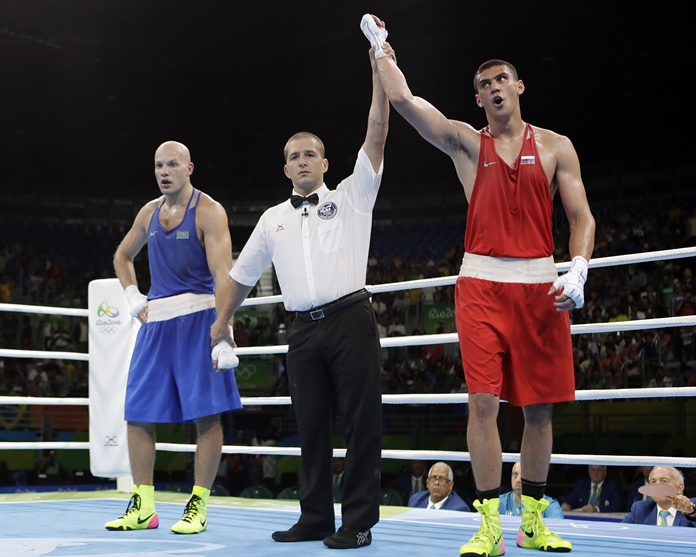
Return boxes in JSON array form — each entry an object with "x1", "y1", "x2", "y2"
[
  {"x1": 272, "y1": 523, "x2": 335, "y2": 542},
  {"x1": 323, "y1": 527, "x2": 372, "y2": 549}
]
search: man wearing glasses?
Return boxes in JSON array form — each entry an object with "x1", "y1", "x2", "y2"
[{"x1": 408, "y1": 462, "x2": 471, "y2": 511}]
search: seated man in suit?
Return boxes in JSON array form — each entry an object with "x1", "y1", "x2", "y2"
[
  {"x1": 331, "y1": 457, "x2": 345, "y2": 501},
  {"x1": 393, "y1": 459, "x2": 428, "y2": 507},
  {"x1": 622, "y1": 466, "x2": 696, "y2": 527},
  {"x1": 561, "y1": 464, "x2": 623, "y2": 513},
  {"x1": 407, "y1": 462, "x2": 471, "y2": 511},
  {"x1": 500, "y1": 461, "x2": 564, "y2": 518}
]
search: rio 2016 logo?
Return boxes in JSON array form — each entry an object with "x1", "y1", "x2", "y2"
[{"x1": 96, "y1": 301, "x2": 123, "y2": 334}]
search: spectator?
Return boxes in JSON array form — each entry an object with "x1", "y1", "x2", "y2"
[
  {"x1": 626, "y1": 465, "x2": 653, "y2": 511},
  {"x1": 561, "y1": 465, "x2": 623, "y2": 513},
  {"x1": 47, "y1": 320, "x2": 73, "y2": 351},
  {"x1": 408, "y1": 462, "x2": 471, "y2": 511},
  {"x1": 253, "y1": 425, "x2": 280, "y2": 497},
  {"x1": 622, "y1": 466, "x2": 696, "y2": 527},
  {"x1": 332, "y1": 457, "x2": 345, "y2": 491},
  {"x1": 499, "y1": 462, "x2": 563, "y2": 519},
  {"x1": 36, "y1": 449, "x2": 73, "y2": 485},
  {"x1": 225, "y1": 429, "x2": 257, "y2": 496},
  {"x1": 0, "y1": 461, "x2": 9, "y2": 486},
  {"x1": 393, "y1": 459, "x2": 428, "y2": 506}
]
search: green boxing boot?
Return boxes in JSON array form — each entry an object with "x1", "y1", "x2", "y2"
[
  {"x1": 105, "y1": 484, "x2": 159, "y2": 531},
  {"x1": 459, "y1": 498, "x2": 505, "y2": 556},
  {"x1": 517, "y1": 495, "x2": 572, "y2": 552}
]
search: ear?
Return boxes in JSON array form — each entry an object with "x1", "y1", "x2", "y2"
[
  {"x1": 284, "y1": 164, "x2": 291, "y2": 179},
  {"x1": 475, "y1": 93, "x2": 483, "y2": 108},
  {"x1": 187, "y1": 161, "x2": 194, "y2": 176},
  {"x1": 322, "y1": 158, "x2": 329, "y2": 173},
  {"x1": 517, "y1": 79, "x2": 525, "y2": 96}
]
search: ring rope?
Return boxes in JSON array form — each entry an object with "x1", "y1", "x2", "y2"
[
  {"x1": 2, "y1": 313, "x2": 696, "y2": 363},
  {"x1": 0, "y1": 440, "x2": 691, "y2": 470},
  {"x1": 2, "y1": 387, "x2": 695, "y2": 409}
]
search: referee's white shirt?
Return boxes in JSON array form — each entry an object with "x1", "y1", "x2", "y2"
[{"x1": 231, "y1": 148, "x2": 382, "y2": 312}]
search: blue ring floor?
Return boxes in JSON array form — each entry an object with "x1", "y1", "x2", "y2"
[{"x1": 1, "y1": 490, "x2": 694, "y2": 556}]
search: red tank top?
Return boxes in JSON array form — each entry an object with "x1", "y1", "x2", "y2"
[{"x1": 464, "y1": 123, "x2": 554, "y2": 257}]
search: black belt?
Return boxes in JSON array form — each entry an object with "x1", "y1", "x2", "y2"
[{"x1": 295, "y1": 289, "x2": 370, "y2": 321}]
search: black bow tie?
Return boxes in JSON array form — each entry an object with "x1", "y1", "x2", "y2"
[{"x1": 290, "y1": 193, "x2": 319, "y2": 208}]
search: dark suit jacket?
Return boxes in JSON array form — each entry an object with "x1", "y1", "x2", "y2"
[
  {"x1": 564, "y1": 478, "x2": 624, "y2": 512},
  {"x1": 622, "y1": 498, "x2": 696, "y2": 527},
  {"x1": 393, "y1": 474, "x2": 426, "y2": 508},
  {"x1": 407, "y1": 489, "x2": 471, "y2": 511}
]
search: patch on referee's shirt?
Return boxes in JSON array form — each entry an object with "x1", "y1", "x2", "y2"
[
  {"x1": 318, "y1": 201, "x2": 337, "y2": 220},
  {"x1": 176, "y1": 230, "x2": 190, "y2": 239}
]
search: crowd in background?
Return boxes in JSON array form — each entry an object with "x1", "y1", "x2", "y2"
[{"x1": 2, "y1": 200, "x2": 696, "y2": 401}]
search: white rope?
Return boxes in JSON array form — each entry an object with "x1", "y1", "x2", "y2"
[
  {"x1": 158, "y1": 314, "x2": 696, "y2": 357},
  {"x1": 1, "y1": 312, "x2": 695, "y2": 362},
  {"x1": 205, "y1": 315, "x2": 696, "y2": 356},
  {"x1": 2, "y1": 387, "x2": 694, "y2": 409},
  {"x1": 0, "y1": 396, "x2": 91, "y2": 406},
  {"x1": 0, "y1": 303, "x2": 88, "y2": 316},
  {"x1": 2, "y1": 441, "x2": 691, "y2": 469},
  {"x1": 0, "y1": 348, "x2": 89, "y2": 361},
  {"x1": 225, "y1": 247, "x2": 696, "y2": 305},
  {"x1": 3, "y1": 247, "x2": 696, "y2": 315},
  {"x1": 150, "y1": 446, "x2": 696, "y2": 468}
]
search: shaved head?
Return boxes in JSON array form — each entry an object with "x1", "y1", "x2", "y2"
[{"x1": 155, "y1": 141, "x2": 191, "y2": 163}]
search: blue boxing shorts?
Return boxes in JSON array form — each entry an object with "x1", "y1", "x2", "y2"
[{"x1": 124, "y1": 293, "x2": 243, "y2": 423}]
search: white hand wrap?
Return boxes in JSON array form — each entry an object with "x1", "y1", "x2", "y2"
[
  {"x1": 552, "y1": 256, "x2": 589, "y2": 309},
  {"x1": 212, "y1": 341, "x2": 239, "y2": 370},
  {"x1": 124, "y1": 284, "x2": 148, "y2": 317},
  {"x1": 212, "y1": 326, "x2": 238, "y2": 370},
  {"x1": 360, "y1": 14, "x2": 388, "y2": 58}
]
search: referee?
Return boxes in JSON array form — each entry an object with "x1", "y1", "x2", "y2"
[{"x1": 211, "y1": 43, "x2": 390, "y2": 550}]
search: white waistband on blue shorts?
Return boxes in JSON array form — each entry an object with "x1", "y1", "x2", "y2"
[
  {"x1": 147, "y1": 292, "x2": 215, "y2": 322},
  {"x1": 458, "y1": 253, "x2": 558, "y2": 284}
]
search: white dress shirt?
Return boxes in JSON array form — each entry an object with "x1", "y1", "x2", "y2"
[
  {"x1": 231, "y1": 148, "x2": 382, "y2": 311},
  {"x1": 429, "y1": 496, "x2": 449, "y2": 510}
]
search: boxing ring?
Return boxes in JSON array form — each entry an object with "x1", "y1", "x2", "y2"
[{"x1": 1, "y1": 247, "x2": 695, "y2": 555}]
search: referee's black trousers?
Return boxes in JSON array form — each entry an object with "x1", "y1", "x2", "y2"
[{"x1": 286, "y1": 297, "x2": 382, "y2": 532}]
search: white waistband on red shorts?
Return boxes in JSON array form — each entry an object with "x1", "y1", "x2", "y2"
[
  {"x1": 458, "y1": 253, "x2": 558, "y2": 284},
  {"x1": 147, "y1": 292, "x2": 215, "y2": 322}
]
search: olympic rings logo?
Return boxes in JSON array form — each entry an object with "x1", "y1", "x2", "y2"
[
  {"x1": 104, "y1": 435, "x2": 119, "y2": 447},
  {"x1": 234, "y1": 364, "x2": 257, "y2": 380},
  {"x1": 99, "y1": 327, "x2": 118, "y2": 335}
]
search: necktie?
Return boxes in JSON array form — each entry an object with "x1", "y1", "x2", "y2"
[
  {"x1": 429, "y1": 504, "x2": 437, "y2": 509},
  {"x1": 590, "y1": 484, "x2": 600, "y2": 506},
  {"x1": 290, "y1": 193, "x2": 319, "y2": 208},
  {"x1": 659, "y1": 509, "x2": 670, "y2": 526}
]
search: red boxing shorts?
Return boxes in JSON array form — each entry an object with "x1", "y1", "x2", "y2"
[{"x1": 454, "y1": 256, "x2": 575, "y2": 407}]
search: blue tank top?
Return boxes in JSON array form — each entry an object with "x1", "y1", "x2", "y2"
[{"x1": 146, "y1": 188, "x2": 215, "y2": 299}]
